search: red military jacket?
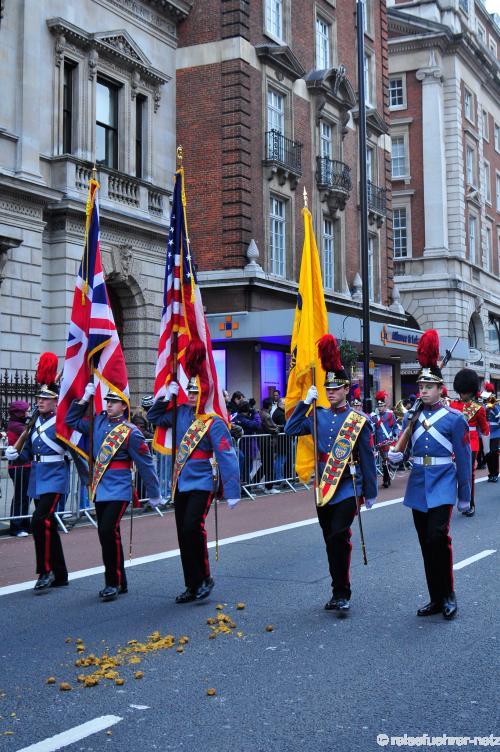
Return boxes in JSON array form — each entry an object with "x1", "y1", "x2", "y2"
[{"x1": 449, "y1": 400, "x2": 489, "y2": 452}]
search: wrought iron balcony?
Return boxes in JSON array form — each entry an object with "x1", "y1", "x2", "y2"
[
  {"x1": 367, "y1": 180, "x2": 388, "y2": 227},
  {"x1": 316, "y1": 156, "x2": 352, "y2": 214},
  {"x1": 264, "y1": 129, "x2": 302, "y2": 189}
]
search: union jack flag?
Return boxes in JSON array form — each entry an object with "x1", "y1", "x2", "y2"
[
  {"x1": 153, "y1": 167, "x2": 227, "y2": 454},
  {"x1": 56, "y1": 178, "x2": 130, "y2": 458}
]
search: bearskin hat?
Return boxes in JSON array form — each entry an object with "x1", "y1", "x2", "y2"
[{"x1": 453, "y1": 368, "x2": 479, "y2": 397}]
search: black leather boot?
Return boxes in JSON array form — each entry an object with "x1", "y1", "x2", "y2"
[
  {"x1": 99, "y1": 586, "x2": 118, "y2": 602},
  {"x1": 442, "y1": 592, "x2": 457, "y2": 620},
  {"x1": 175, "y1": 587, "x2": 196, "y2": 604},
  {"x1": 195, "y1": 577, "x2": 215, "y2": 600},
  {"x1": 34, "y1": 572, "x2": 55, "y2": 593},
  {"x1": 417, "y1": 601, "x2": 442, "y2": 616}
]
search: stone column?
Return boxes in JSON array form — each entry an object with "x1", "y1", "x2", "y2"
[
  {"x1": 416, "y1": 55, "x2": 449, "y2": 256},
  {"x1": 15, "y1": 0, "x2": 43, "y2": 180}
]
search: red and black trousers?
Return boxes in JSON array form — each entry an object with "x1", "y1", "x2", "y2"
[
  {"x1": 174, "y1": 489, "x2": 213, "y2": 590},
  {"x1": 32, "y1": 493, "x2": 68, "y2": 581},
  {"x1": 95, "y1": 501, "x2": 128, "y2": 589},
  {"x1": 316, "y1": 496, "x2": 357, "y2": 600},
  {"x1": 412, "y1": 504, "x2": 454, "y2": 604}
]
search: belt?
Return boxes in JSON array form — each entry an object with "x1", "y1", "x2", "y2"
[
  {"x1": 33, "y1": 454, "x2": 65, "y2": 463},
  {"x1": 468, "y1": 426, "x2": 477, "y2": 432},
  {"x1": 108, "y1": 460, "x2": 132, "y2": 470},
  {"x1": 190, "y1": 450, "x2": 213, "y2": 460},
  {"x1": 412, "y1": 456, "x2": 454, "y2": 466}
]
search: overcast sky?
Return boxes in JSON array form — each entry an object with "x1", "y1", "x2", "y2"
[{"x1": 484, "y1": 0, "x2": 499, "y2": 13}]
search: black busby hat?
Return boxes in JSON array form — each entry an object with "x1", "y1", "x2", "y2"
[
  {"x1": 453, "y1": 368, "x2": 479, "y2": 397},
  {"x1": 318, "y1": 335, "x2": 350, "y2": 388},
  {"x1": 416, "y1": 330, "x2": 443, "y2": 384}
]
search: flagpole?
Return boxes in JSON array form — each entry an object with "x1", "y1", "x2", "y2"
[
  {"x1": 303, "y1": 188, "x2": 321, "y2": 507},
  {"x1": 86, "y1": 166, "x2": 98, "y2": 498}
]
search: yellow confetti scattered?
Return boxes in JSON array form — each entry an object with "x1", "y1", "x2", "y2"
[
  {"x1": 115, "y1": 678, "x2": 124, "y2": 686},
  {"x1": 178, "y1": 636, "x2": 189, "y2": 645},
  {"x1": 10, "y1": 713, "x2": 16, "y2": 717},
  {"x1": 106, "y1": 730, "x2": 113, "y2": 736},
  {"x1": 236, "y1": 603, "x2": 246, "y2": 610},
  {"x1": 215, "y1": 604, "x2": 224, "y2": 610},
  {"x1": 134, "y1": 671, "x2": 144, "y2": 680},
  {"x1": 208, "y1": 633, "x2": 217, "y2": 640},
  {"x1": 76, "y1": 638, "x2": 83, "y2": 644},
  {"x1": 65, "y1": 637, "x2": 72, "y2": 643},
  {"x1": 4, "y1": 731, "x2": 13, "y2": 736},
  {"x1": 265, "y1": 625, "x2": 274, "y2": 632},
  {"x1": 176, "y1": 647, "x2": 184, "y2": 654},
  {"x1": 206, "y1": 688, "x2": 217, "y2": 696},
  {"x1": 59, "y1": 683, "x2": 72, "y2": 692},
  {"x1": 128, "y1": 656, "x2": 141, "y2": 665},
  {"x1": 236, "y1": 632, "x2": 244, "y2": 638},
  {"x1": 46, "y1": 677, "x2": 56, "y2": 685}
]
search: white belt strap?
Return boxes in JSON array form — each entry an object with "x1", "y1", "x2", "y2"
[
  {"x1": 412, "y1": 456, "x2": 454, "y2": 466},
  {"x1": 469, "y1": 426, "x2": 477, "y2": 432},
  {"x1": 33, "y1": 455, "x2": 66, "y2": 464},
  {"x1": 32, "y1": 416, "x2": 64, "y2": 456}
]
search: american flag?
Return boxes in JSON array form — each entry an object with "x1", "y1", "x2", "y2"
[
  {"x1": 152, "y1": 167, "x2": 227, "y2": 454},
  {"x1": 56, "y1": 178, "x2": 130, "y2": 459}
]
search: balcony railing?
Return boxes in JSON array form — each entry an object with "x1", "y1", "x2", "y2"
[
  {"x1": 367, "y1": 180, "x2": 387, "y2": 216},
  {"x1": 316, "y1": 157, "x2": 352, "y2": 192},
  {"x1": 265, "y1": 129, "x2": 302, "y2": 175}
]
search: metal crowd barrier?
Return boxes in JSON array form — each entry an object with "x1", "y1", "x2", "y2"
[{"x1": 236, "y1": 432, "x2": 306, "y2": 499}]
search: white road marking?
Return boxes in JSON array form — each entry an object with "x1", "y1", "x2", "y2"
[
  {"x1": 0, "y1": 476, "x2": 491, "y2": 598},
  {"x1": 129, "y1": 704, "x2": 150, "y2": 710},
  {"x1": 15, "y1": 715, "x2": 122, "y2": 752},
  {"x1": 453, "y1": 549, "x2": 496, "y2": 570}
]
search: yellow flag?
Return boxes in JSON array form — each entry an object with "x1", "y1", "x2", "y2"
[{"x1": 285, "y1": 207, "x2": 329, "y2": 482}]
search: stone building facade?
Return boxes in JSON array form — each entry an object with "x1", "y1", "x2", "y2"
[
  {"x1": 388, "y1": 0, "x2": 500, "y2": 392},
  {"x1": 0, "y1": 0, "x2": 192, "y2": 403},
  {"x1": 175, "y1": 0, "x2": 422, "y2": 405}
]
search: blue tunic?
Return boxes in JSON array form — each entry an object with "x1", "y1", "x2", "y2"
[
  {"x1": 371, "y1": 409, "x2": 400, "y2": 445},
  {"x1": 66, "y1": 401, "x2": 160, "y2": 503},
  {"x1": 147, "y1": 401, "x2": 241, "y2": 500},
  {"x1": 486, "y1": 403, "x2": 500, "y2": 440},
  {"x1": 284, "y1": 401, "x2": 378, "y2": 505},
  {"x1": 402, "y1": 402, "x2": 471, "y2": 511},
  {"x1": 18, "y1": 413, "x2": 69, "y2": 498}
]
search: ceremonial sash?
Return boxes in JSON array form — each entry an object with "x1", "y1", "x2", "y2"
[
  {"x1": 318, "y1": 410, "x2": 367, "y2": 507},
  {"x1": 172, "y1": 416, "x2": 214, "y2": 496},
  {"x1": 463, "y1": 401, "x2": 481, "y2": 424},
  {"x1": 90, "y1": 422, "x2": 132, "y2": 501},
  {"x1": 32, "y1": 416, "x2": 64, "y2": 455}
]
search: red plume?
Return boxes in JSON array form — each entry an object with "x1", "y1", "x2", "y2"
[
  {"x1": 483, "y1": 382, "x2": 495, "y2": 392},
  {"x1": 417, "y1": 329, "x2": 439, "y2": 368},
  {"x1": 352, "y1": 386, "x2": 361, "y2": 400},
  {"x1": 317, "y1": 335, "x2": 342, "y2": 373},
  {"x1": 36, "y1": 352, "x2": 58, "y2": 385},
  {"x1": 185, "y1": 339, "x2": 206, "y2": 378},
  {"x1": 441, "y1": 385, "x2": 448, "y2": 397},
  {"x1": 375, "y1": 390, "x2": 387, "y2": 402}
]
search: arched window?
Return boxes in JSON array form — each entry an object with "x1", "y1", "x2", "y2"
[
  {"x1": 107, "y1": 285, "x2": 124, "y2": 343},
  {"x1": 468, "y1": 317, "x2": 478, "y2": 349},
  {"x1": 488, "y1": 316, "x2": 500, "y2": 354}
]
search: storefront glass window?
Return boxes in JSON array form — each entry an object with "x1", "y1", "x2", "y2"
[
  {"x1": 352, "y1": 362, "x2": 394, "y2": 407},
  {"x1": 212, "y1": 349, "x2": 227, "y2": 390},
  {"x1": 260, "y1": 350, "x2": 285, "y2": 404}
]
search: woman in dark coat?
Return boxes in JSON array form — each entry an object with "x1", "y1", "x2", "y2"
[{"x1": 6, "y1": 400, "x2": 31, "y2": 536}]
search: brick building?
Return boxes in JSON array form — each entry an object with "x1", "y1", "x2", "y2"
[
  {"x1": 176, "y1": 0, "x2": 424, "y2": 406},
  {"x1": 388, "y1": 0, "x2": 500, "y2": 393}
]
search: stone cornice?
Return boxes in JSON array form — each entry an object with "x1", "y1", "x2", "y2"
[
  {"x1": 142, "y1": 0, "x2": 193, "y2": 20},
  {"x1": 255, "y1": 43, "x2": 305, "y2": 81}
]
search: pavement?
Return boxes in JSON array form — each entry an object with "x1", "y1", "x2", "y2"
[{"x1": 0, "y1": 471, "x2": 498, "y2": 752}]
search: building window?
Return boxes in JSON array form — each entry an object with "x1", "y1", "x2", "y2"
[
  {"x1": 265, "y1": 0, "x2": 283, "y2": 40},
  {"x1": 62, "y1": 61, "x2": 75, "y2": 154},
  {"x1": 364, "y1": 52, "x2": 374, "y2": 107},
  {"x1": 488, "y1": 316, "x2": 500, "y2": 354},
  {"x1": 389, "y1": 77, "x2": 406, "y2": 109},
  {"x1": 489, "y1": 38, "x2": 497, "y2": 57},
  {"x1": 484, "y1": 160, "x2": 491, "y2": 204},
  {"x1": 267, "y1": 88, "x2": 284, "y2": 134},
  {"x1": 468, "y1": 317, "x2": 477, "y2": 349},
  {"x1": 393, "y1": 207, "x2": 408, "y2": 258},
  {"x1": 465, "y1": 145, "x2": 476, "y2": 186},
  {"x1": 320, "y1": 121, "x2": 333, "y2": 159},
  {"x1": 269, "y1": 195, "x2": 285, "y2": 277},
  {"x1": 322, "y1": 218, "x2": 335, "y2": 289},
  {"x1": 135, "y1": 94, "x2": 146, "y2": 179},
  {"x1": 96, "y1": 78, "x2": 119, "y2": 169},
  {"x1": 477, "y1": 23, "x2": 486, "y2": 44},
  {"x1": 366, "y1": 145, "x2": 375, "y2": 181},
  {"x1": 363, "y1": 0, "x2": 373, "y2": 35},
  {"x1": 459, "y1": 0, "x2": 468, "y2": 15},
  {"x1": 368, "y1": 235, "x2": 376, "y2": 302},
  {"x1": 468, "y1": 215, "x2": 477, "y2": 263},
  {"x1": 485, "y1": 224, "x2": 492, "y2": 273},
  {"x1": 316, "y1": 16, "x2": 330, "y2": 70},
  {"x1": 464, "y1": 88, "x2": 474, "y2": 122},
  {"x1": 496, "y1": 172, "x2": 500, "y2": 211},
  {"x1": 482, "y1": 109, "x2": 489, "y2": 140},
  {"x1": 391, "y1": 135, "x2": 407, "y2": 179},
  {"x1": 495, "y1": 123, "x2": 500, "y2": 152}
]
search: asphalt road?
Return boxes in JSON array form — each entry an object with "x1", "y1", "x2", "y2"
[{"x1": 0, "y1": 481, "x2": 498, "y2": 752}]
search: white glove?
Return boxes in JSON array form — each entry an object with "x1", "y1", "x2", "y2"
[
  {"x1": 304, "y1": 386, "x2": 319, "y2": 405},
  {"x1": 227, "y1": 498, "x2": 240, "y2": 509},
  {"x1": 166, "y1": 381, "x2": 179, "y2": 400},
  {"x1": 148, "y1": 497, "x2": 163, "y2": 508},
  {"x1": 5, "y1": 446, "x2": 19, "y2": 461},
  {"x1": 364, "y1": 498, "x2": 376, "y2": 510},
  {"x1": 388, "y1": 449, "x2": 404, "y2": 465},
  {"x1": 457, "y1": 499, "x2": 471, "y2": 513},
  {"x1": 83, "y1": 382, "x2": 96, "y2": 402}
]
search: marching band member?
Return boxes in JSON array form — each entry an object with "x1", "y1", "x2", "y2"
[
  {"x1": 147, "y1": 375, "x2": 240, "y2": 604},
  {"x1": 450, "y1": 369, "x2": 490, "y2": 517},
  {"x1": 440, "y1": 384, "x2": 450, "y2": 407},
  {"x1": 389, "y1": 330, "x2": 471, "y2": 620},
  {"x1": 285, "y1": 336, "x2": 377, "y2": 614},
  {"x1": 371, "y1": 391, "x2": 400, "y2": 488},
  {"x1": 66, "y1": 384, "x2": 161, "y2": 602},
  {"x1": 481, "y1": 382, "x2": 500, "y2": 483},
  {"x1": 351, "y1": 385, "x2": 362, "y2": 410}
]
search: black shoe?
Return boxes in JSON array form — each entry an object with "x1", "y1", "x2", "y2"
[
  {"x1": 335, "y1": 598, "x2": 350, "y2": 612},
  {"x1": 487, "y1": 476, "x2": 498, "y2": 483},
  {"x1": 195, "y1": 577, "x2": 215, "y2": 600},
  {"x1": 417, "y1": 601, "x2": 442, "y2": 616},
  {"x1": 50, "y1": 578, "x2": 69, "y2": 588},
  {"x1": 99, "y1": 586, "x2": 118, "y2": 602},
  {"x1": 324, "y1": 596, "x2": 339, "y2": 611},
  {"x1": 175, "y1": 587, "x2": 196, "y2": 604},
  {"x1": 442, "y1": 593, "x2": 457, "y2": 620},
  {"x1": 382, "y1": 482, "x2": 390, "y2": 488},
  {"x1": 118, "y1": 584, "x2": 128, "y2": 594},
  {"x1": 462, "y1": 506, "x2": 475, "y2": 517},
  {"x1": 34, "y1": 573, "x2": 55, "y2": 593}
]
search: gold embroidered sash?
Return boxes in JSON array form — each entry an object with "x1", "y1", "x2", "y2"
[
  {"x1": 172, "y1": 417, "x2": 214, "y2": 496},
  {"x1": 318, "y1": 410, "x2": 367, "y2": 507},
  {"x1": 463, "y1": 401, "x2": 480, "y2": 423},
  {"x1": 90, "y1": 422, "x2": 131, "y2": 501}
]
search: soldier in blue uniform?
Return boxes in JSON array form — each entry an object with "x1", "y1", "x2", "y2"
[
  {"x1": 285, "y1": 350, "x2": 377, "y2": 614},
  {"x1": 371, "y1": 391, "x2": 400, "y2": 488},
  {"x1": 6, "y1": 383, "x2": 70, "y2": 593},
  {"x1": 147, "y1": 378, "x2": 240, "y2": 603},
  {"x1": 66, "y1": 383, "x2": 161, "y2": 601},
  {"x1": 481, "y1": 382, "x2": 500, "y2": 482},
  {"x1": 389, "y1": 330, "x2": 471, "y2": 620}
]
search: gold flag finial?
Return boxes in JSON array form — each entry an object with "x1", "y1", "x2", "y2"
[
  {"x1": 303, "y1": 187, "x2": 308, "y2": 208},
  {"x1": 176, "y1": 146, "x2": 183, "y2": 166}
]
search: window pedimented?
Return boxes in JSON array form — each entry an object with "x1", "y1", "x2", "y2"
[
  {"x1": 305, "y1": 66, "x2": 356, "y2": 134},
  {"x1": 255, "y1": 43, "x2": 305, "y2": 82},
  {"x1": 47, "y1": 18, "x2": 170, "y2": 89}
]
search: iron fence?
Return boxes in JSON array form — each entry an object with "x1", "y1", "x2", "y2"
[{"x1": 0, "y1": 370, "x2": 37, "y2": 429}]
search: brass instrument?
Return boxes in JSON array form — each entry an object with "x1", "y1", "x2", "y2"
[
  {"x1": 485, "y1": 395, "x2": 500, "y2": 408},
  {"x1": 394, "y1": 399, "x2": 408, "y2": 420}
]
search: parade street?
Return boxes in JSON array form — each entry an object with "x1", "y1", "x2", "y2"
[{"x1": 0, "y1": 476, "x2": 498, "y2": 752}]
